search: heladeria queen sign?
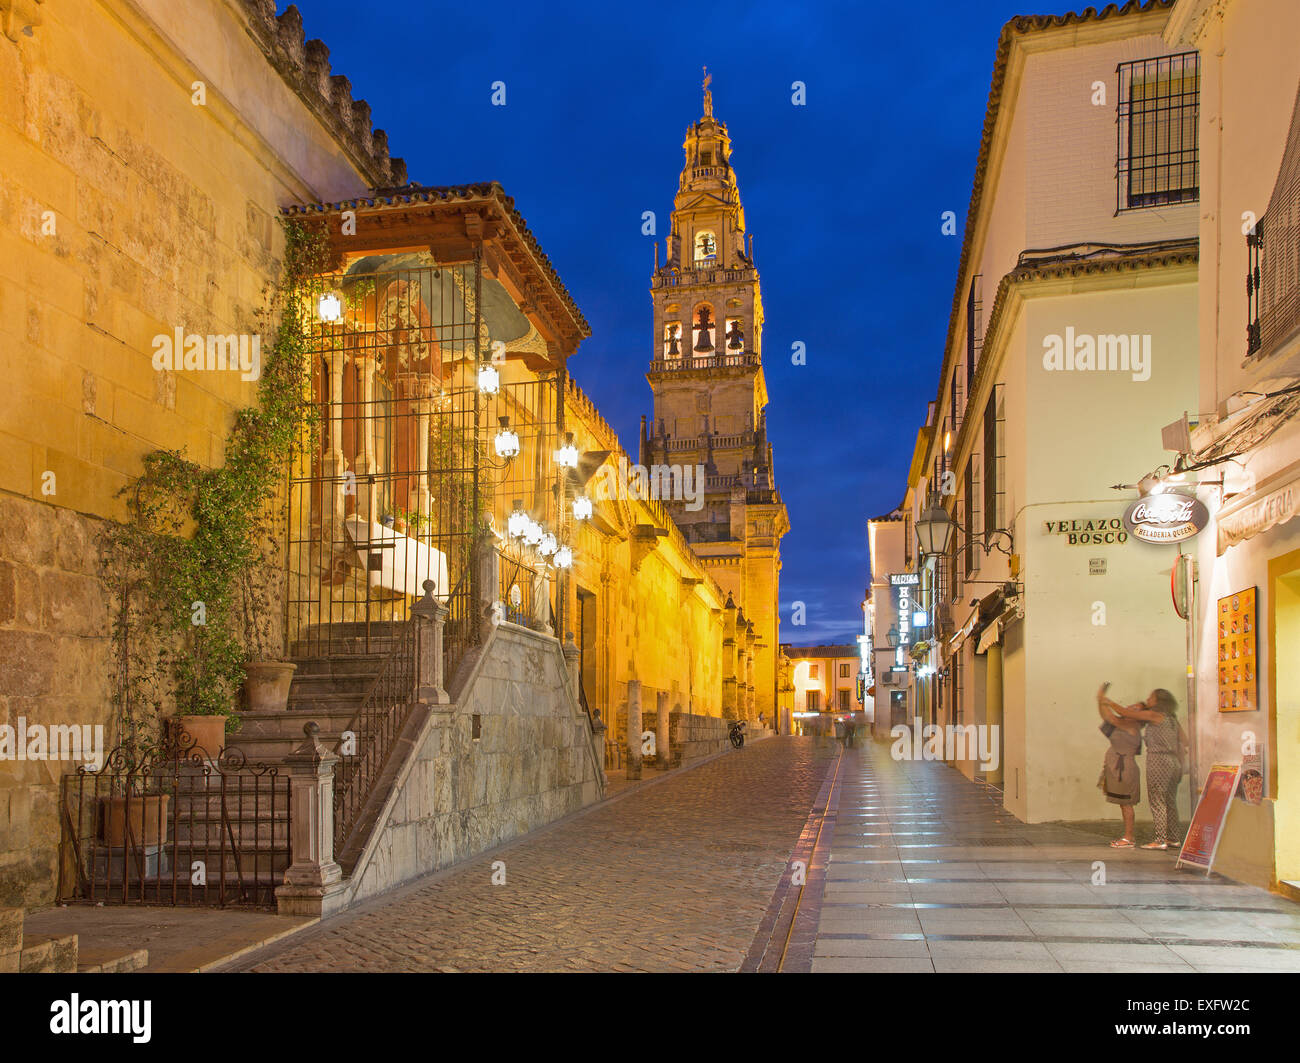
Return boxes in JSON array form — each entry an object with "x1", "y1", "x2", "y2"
[{"x1": 1122, "y1": 492, "x2": 1209, "y2": 545}]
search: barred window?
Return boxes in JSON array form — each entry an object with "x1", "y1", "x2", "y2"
[{"x1": 1116, "y1": 52, "x2": 1199, "y2": 211}]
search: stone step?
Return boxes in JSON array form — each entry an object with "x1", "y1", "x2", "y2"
[
  {"x1": 291, "y1": 654, "x2": 388, "y2": 677},
  {"x1": 290, "y1": 633, "x2": 405, "y2": 658},
  {"x1": 78, "y1": 947, "x2": 149, "y2": 973},
  {"x1": 0, "y1": 907, "x2": 22, "y2": 973},
  {"x1": 287, "y1": 672, "x2": 375, "y2": 697},
  {"x1": 19, "y1": 932, "x2": 78, "y2": 973}
]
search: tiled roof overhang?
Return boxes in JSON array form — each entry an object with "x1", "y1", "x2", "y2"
[{"x1": 282, "y1": 182, "x2": 590, "y2": 357}]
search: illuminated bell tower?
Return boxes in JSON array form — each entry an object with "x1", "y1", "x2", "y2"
[{"x1": 643, "y1": 71, "x2": 788, "y2": 723}]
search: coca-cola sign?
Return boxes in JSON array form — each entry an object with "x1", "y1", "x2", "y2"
[{"x1": 1122, "y1": 493, "x2": 1208, "y2": 544}]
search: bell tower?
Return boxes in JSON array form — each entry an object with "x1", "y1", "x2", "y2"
[{"x1": 643, "y1": 71, "x2": 788, "y2": 723}]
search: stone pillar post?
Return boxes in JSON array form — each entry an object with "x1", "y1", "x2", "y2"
[
  {"x1": 276, "y1": 723, "x2": 348, "y2": 917},
  {"x1": 626, "y1": 679, "x2": 643, "y2": 780},
  {"x1": 562, "y1": 633, "x2": 581, "y2": 705},
  {"x1": 475, "y1": 530, "x2": 500, "y2": 640},
  {"x1": 531, "y1": 565, "x2": 553, "y2": 635},
  {"x1": 590, "y1": 709, "x2": 608, "y2": 787},
  {"x1": 656, "y1": 690, "x2": 670, "y2": 768},
  {"x1": 413, "y1": 579, "x2": 451, "y2": 707}
]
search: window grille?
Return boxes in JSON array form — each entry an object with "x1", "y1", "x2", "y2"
[{"x1": 1116, "y1": 52, "x2": 1199, "y2": 211}]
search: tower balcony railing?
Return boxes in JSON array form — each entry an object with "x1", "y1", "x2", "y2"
[
  {"x1": 652, "y1": 263, "x2": 755, "y2": 288},
  {"x1": 649, "y1": 352, "x2": 758, "y2": 373}
]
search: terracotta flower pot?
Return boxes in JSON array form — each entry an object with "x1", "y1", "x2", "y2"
[
  {"x1": 176, "y1": 715, "x2": 227, "y2": 759},
  {"x1": 243, "y1": 661, "x2": 297, "y2": 712},
  {"x1": 101, "y1": 793, "x2": 171, "y2": 847}
]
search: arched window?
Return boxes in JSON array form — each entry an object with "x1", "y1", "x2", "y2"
[
  {"x1": 694, "y1": 230, "x2": 717, "y2": 263},
  {"x1": 662, "y1": 322, "x2": 682, "y2": 359}
]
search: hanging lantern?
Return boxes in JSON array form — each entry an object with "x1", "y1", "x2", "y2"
[
  {"x1": 493, "y1": 416, "x2": 520, "y2": 460},
  {"x1": 507, "y1": 501, "x2": 529, "y2": 540},
  {"x1": 572, "y1": 495, "x2": 593, "y2": 521},
  {"x1": 538, "y1": 532, "x2": 558, "y2": 558},
  {"x1": 553, "y1": 545, "x2": 574, "y2": 569},
  {"x1": 477, "y1": 363, "x2": 500, "y2": 395},
  {"x1": 554, "y1": 432, "x2": 579, "y2": 469}
]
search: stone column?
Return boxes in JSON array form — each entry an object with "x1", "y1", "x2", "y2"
[
  {"x1": 353, "y1": 353, "x2": 380, "y2": 522},
  {"x1": 626, "y1": 679, "x2": 643, "y2": 780},
  {"x1": 656, "y1": 690, "x2": 670, "y2": 769},
  {"x1": 413, "y1": 579, "x2": 451, "y2": 707},
  {"x1": 276, "y1": 723, "x2": 348, "y2": 917},
  {"x1": 722, "y1": 594, "x2": 738, "y2": 721}
]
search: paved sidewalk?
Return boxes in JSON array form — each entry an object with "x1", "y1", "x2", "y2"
[{"x1": 809, "y1": 741, "x2": 1300, "y2": 973}]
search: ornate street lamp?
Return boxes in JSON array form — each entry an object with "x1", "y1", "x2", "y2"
[
  {"x1": 915, "y1": 504, "x2": 957, "y2": 559},
  {"x1": 886, "y1": 624, "x2": 900, "y2": 649}
]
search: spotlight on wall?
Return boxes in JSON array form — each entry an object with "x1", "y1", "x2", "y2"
[{"x1": 317, "y1": 291, "x2": 343, "y2": 323}]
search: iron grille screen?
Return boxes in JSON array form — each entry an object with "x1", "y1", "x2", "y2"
[
  {"x1": 1117, "y1": 52, "x2": 1200, "y2": 211},
  {"x1": 286, "y1": 255, "x2": 563, "y2": 662},
  {"x1": 1247, "y1": 82, "x2": 1300, "y2": 359}
]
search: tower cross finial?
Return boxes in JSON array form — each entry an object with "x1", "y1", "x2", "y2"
[{"x1": 702, "y1": 66, "x2": 713, "y2": 117}]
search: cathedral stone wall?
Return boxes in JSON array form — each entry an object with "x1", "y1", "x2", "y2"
[{"x1": 0, "y1": 0, "x2": 377, "y2": 911}]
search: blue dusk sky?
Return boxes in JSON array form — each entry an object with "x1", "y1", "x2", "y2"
[{"x1": 289, "y1": 0, "x2": 1034, "y2": 645}]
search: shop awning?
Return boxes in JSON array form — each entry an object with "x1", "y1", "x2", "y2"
[
  {"x1": 975, "y1": 619, "x2": 1002, "y2": 655},
  {"x1": 1216, "y1": 458, "x2": 1300, "y2": 554},
  {"x1": 949, "y1": 608, "x2": 980, "y2": 650}
]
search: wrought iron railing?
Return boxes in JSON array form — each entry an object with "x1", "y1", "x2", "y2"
[
  {"x1": 332, "y1": 614, "x2": 417, "y2": 863},
  {"x1": 58, "y1": 733, "x2": 290, "y2": 909}
]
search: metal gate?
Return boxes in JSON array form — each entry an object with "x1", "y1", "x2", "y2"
[{"x1": 58, "y1": 736, "x2": 290, "y2": 909}]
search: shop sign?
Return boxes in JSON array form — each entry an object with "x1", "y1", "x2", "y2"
[
  {"x1": 1122, "y1": 494, "x2": 1208, "y2": 544},
  {"x1": 1043, "y1": 517, "x2": 1128, "y2": 545}
]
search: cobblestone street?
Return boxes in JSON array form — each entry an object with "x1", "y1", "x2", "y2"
[
  {"x1": 230, "y1": 736, "x2": 1300, "y2": 973},
  {"x1": 233, "y1": 738, "x2": 838, "y2": 972}
]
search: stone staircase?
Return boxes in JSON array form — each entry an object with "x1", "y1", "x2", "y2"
[
  {"x1": 231, "y1": 622, "x2": 404, "y2": 763},
  {"x1": 1, "y1": 908, "x2": 147, "y2": 974}
]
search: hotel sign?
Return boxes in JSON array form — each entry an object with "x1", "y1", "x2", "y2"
[
  {"x1": 889, "y1": 573, "x2": 918, "y2": 647},
  {"x1": 1122, "y1": 494, "x2": 1208, "y2": 545}
]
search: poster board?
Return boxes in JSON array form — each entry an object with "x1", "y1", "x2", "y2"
[
  {"x1": 1217, "y1": 587, "x2": 1257, "y2": 711},
  {"x1": 1176, "y1": 763, "x2": 1241, "y2": 873}
]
